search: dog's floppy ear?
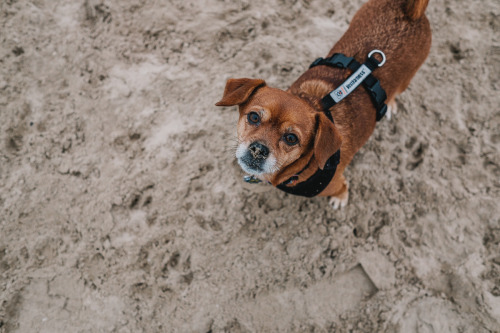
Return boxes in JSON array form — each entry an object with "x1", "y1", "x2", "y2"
[
  {"x1": 314, "y1": 113, "x2": 342, "y2": 170},
  {"x1": 215, "y1": 78, "x2": 266, "y2": 106}
]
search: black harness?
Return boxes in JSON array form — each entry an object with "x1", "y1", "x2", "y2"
[{"x1": 275, "y1": 51, "x2": 388, "y2": 197}]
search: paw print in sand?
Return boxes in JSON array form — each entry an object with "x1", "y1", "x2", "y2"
[{"x1": 405, "y1": 137, "x2": 428, "y2": 171}]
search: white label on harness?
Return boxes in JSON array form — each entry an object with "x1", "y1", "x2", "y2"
[{"x1": 330, "y1": 64, "x2": 372, "y2": 103}]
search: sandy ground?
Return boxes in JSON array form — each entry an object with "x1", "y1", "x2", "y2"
[{"x1": 1, "y1": 0, "x2": 499, "y2": 332}]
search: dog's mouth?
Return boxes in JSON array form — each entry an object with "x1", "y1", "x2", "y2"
[{"x1": 236, "y1": 142, "x2": 277, "y2": 176}]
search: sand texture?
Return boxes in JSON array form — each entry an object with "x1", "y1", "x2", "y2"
[{"x1": 1, "y1": 0, "x2": 499, "y2": 332}]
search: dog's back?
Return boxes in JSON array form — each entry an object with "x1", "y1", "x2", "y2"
[
  {"x1": 405, "y1": 0, "x2": 429, "y2": 21},
  {"x1": 330, "y1": 0, "x2": 431, "y2": 100},
  {"x1": 290, "y1": 0, "x2": 431, "y2": 129}
]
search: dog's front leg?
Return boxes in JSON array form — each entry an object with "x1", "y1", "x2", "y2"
[{"x1": 321, "y1": 173, "x2": 349, "y2": 209}]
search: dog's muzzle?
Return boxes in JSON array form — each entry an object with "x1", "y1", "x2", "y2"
[{"x1": 237, "y1": 142, "x2": 273, "y2": 174}]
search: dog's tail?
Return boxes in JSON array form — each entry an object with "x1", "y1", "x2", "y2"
[{"x1": 405, "y1": 0, "x2": 429, "y2": 20}]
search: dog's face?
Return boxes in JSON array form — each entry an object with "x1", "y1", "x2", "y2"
[{"x1": 216, "y1": 78, "x2": 342, "y2": 186}]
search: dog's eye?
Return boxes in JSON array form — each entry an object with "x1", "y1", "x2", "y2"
[
  {"x1": 284, "y1": 133, "x2": 299, "y2": 146},
  {"x1": 247, "y1": 112, "x2": 261, "y2": 125}
]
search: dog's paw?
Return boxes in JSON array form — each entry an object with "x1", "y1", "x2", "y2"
[
  {"x1": 385, "y1": 100, "x2": 398, "y2": 120},
  {"x1": 328, "y1": 191, "x2": 349, "y2": 210}
]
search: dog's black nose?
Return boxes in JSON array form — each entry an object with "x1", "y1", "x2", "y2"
[{"x1": 248, "y1": 142, "x2": 269, "y2": 159}]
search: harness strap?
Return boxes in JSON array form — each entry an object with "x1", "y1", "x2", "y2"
[
  {"x1": 276, "y1": 150, "x2": 340, "y2": 197},
  {"x1": 310, "y1": 53, "x2": 388, "y2": 121}
]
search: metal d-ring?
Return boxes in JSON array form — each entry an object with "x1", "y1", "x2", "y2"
[{"x1": 368, "y1": 49, "x2": 386, "y2": 67}]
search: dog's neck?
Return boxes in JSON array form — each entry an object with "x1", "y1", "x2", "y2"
[{"x1": 288, "y1": 79, "x2": 334, "y2": 113}]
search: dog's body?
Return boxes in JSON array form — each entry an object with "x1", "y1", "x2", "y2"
[{"x1": 216, "y1": 0, "x2": 431, "y2": 208}]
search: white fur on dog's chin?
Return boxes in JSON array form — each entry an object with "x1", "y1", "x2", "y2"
[{"x1": 236, "y1": 143, "x2": 278, "y2": 176}]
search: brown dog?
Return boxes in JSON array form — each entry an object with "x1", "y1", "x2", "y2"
[{"x1": 216, "y1": 0, "x2": 431, "y2": 208}]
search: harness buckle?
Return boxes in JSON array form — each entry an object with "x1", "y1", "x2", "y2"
[
  {"x1": 368, "y1": 50, "x2": 386, "y2": 67},
  {"x1": 309, "y1": 57, "x2": 324, "y2": 68}
]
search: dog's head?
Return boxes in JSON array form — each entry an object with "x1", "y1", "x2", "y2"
[{"x1": 216, "y1": 78, "x2": 342, "y2": 186}]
